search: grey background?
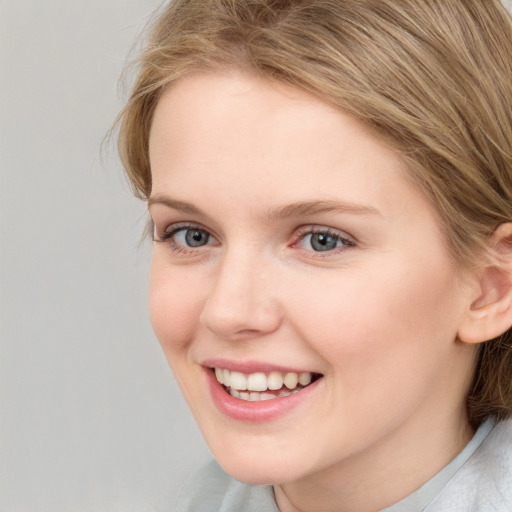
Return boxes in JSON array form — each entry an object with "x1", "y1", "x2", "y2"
[
  {"x1": 3, "y1": 1, "x2": 512, "y2": 511},
  {"x1": 1, "y1": 1, "x2": 209, "y2": 511}
]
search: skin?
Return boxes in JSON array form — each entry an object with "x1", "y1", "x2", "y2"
[{"x1": 147, "y1": 71, "x2": 480, "y2": 512}]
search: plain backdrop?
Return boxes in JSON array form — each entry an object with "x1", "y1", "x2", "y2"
[
  {"x1": 0, "y1": 1, "x2": 209, "y2": 511},
  {"x1": 3, "y1": 1, "x2": 512, "y2": 512}
]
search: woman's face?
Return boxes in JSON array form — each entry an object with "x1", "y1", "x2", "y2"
[{"x1": 148, "y1": 72, "x2": 477, "y2": 487}]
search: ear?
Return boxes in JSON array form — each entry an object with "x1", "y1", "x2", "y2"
[{"x1": 458, "y1": 222, "x2": 512, "y2": 344}]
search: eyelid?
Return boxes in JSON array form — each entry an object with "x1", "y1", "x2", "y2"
[
  {"x1": 294, "y1": 225, "x2": 355, "y2": 240},
  {"x1": 152, "y1": 222, "x2": 219, "y2": 258},
  {"x1": 292, "y1": 225, "x2": 356, "y2": 252},
  {"x1": 153, "y1": 221, "x2": 212, "y2": 240}
]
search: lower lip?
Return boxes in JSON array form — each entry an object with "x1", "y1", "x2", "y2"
[{"x1": 204, "y1": 368, "x2": 322, "y2": 422}]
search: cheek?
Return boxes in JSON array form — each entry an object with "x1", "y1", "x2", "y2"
[
  {"x1": 281, "y1": 261, "x2": 465, "y2": 437},
  {"x1": 148, "y1": 259, "x2": 204, "y2": 354},
  {"x1": 286, "y1": 256, "x2": 461, "y2": 372},
  {"x1": 148, "y1": 257, "x2": 211, "y2": 412}
]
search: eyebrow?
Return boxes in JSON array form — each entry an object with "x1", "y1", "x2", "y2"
[
  {"x1": 265, "y1": 200, "x2": 381, "y2": 221},
  {"x1": 148, "y1": 195, "x2": 204, "y2": 215},
  {"x1": 148, "y1": 195, "x2": 381, "y2": 220}
]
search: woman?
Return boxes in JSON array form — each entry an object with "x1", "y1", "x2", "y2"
[{"x1": 117, "y1": 1, "x2": 512, "y2": 510}]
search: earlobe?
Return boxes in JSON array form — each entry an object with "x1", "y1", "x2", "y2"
[{"x1": 458, "y1": 222, "x2": 512, "y2": 345}]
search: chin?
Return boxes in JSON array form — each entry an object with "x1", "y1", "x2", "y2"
[
  {"x1": 210, "y1": 444, "x2": 314, "y2": 486},
  {"x1": 217, "y1": 459, "x2": 290, "y2": 485}
]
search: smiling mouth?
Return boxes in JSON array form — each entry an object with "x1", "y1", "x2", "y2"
[{"x1": 213, "y1": 367, "x2": 323, "y2": 402}]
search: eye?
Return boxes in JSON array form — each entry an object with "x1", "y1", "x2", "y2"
[
  {"x1": 154, "y1": 223, "x2": 217, "y2": 253},
  {"x1": 174, "y1": 227, "x2": 211, "y2": 247},
  {"x1": 297, "y1": 229, "x2": 354, "y2": 253}
]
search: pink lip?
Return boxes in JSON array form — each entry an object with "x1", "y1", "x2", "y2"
[
  {"x1": 202, "y1": 358, "x2": 315, "y2": 375},
  {"x1": 203, "y1": 366, "x2": 323, "y2": 423}
]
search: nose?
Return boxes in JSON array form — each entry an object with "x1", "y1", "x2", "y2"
[{"x1": 199, "y1": 250, "x2": 282, "y2": 341}]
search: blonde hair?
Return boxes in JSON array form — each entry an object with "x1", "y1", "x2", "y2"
[{"x1": 117, "y1": 0, "x2": 512, "y2": 427}]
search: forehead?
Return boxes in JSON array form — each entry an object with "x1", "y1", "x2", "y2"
[
  {"x1": 149, "y1": 71, "x2": 354, "y2": 164},
  {"x1": 148, "y1": 71, "x2": 433, "y2": 226}
]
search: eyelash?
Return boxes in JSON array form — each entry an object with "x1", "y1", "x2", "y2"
[
  {"x1": 153, "y1": 223, "x2": 355, "y2": 256},
  {"x1": 153, "y1": 222, "x2": 215, "y2": 255},
  {"x1": 292, "y1": 227, "x2": 355, "y2": 256}
]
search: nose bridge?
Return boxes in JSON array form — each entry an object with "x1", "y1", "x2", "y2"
[{"x1": 199, "y1": 244, "x2": 280, "y2": 339}]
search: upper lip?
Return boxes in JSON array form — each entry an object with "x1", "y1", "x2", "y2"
[{"x1": 201, "y1": 358, "x2": 321, "y2": 375}]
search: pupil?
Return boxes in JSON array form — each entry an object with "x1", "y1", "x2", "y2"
[
  {"x1": 311, "y1": 233, "x2": 337, "y2": 251},
  {"x1": 185, "y1": 229, "x2": 208, "y2": 247}
]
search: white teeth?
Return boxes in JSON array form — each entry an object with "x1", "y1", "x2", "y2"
[
  {"x1": 267, "y1": 371, "x2": 284, "y2": 390},
  {"x1": 299, "y1": 372, "x2": 312, "y2": 386},
  {"x1": 279, "y1": 387, "x2": 301, "y2": 398},
  {"x1": 214, "y1": 367, "x2": 317, "y2": 396},
  {"x1": 229, "y1": 371, "x2": 247, "y2": 390},
  {"x1": 229, "y1": 388, "x2": 299, "y2": 401},
  {"x1": 247, "y1": 372, "x2": 267, "y2": 391},
  {"x1": 284, "y1": 372, "x2": 299, "y2": 390}
]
